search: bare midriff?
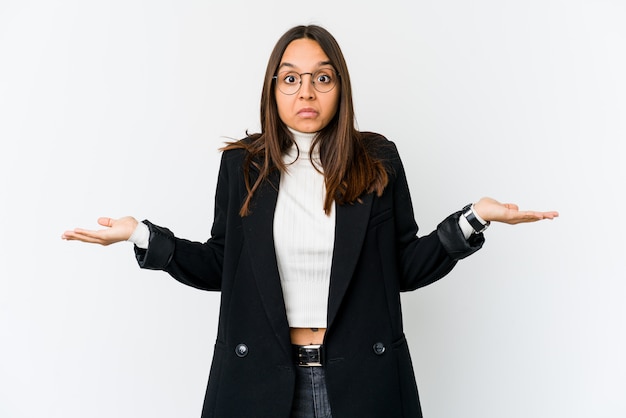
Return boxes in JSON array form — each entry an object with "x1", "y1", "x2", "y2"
[{"x1": 290, "y1": 327, "x2": 326, "y2": 345}]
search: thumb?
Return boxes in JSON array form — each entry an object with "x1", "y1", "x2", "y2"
[{"x1": 97, "y1": 217, "x2": 115, "y2": 228}]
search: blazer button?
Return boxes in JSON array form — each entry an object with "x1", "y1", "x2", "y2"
[
  {"x1": 235, "y1": 343, "x2": 248, "y2": 358},
  {"x1": 373, "y1": 342, "x2": 386, "y2": 355}
]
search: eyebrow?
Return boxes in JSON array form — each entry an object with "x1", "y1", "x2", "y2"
[{"x1": 277, "y1": 61, "x2": 335, "y2": 71}]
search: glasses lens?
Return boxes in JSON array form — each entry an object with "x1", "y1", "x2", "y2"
[
  {"x1": 312, "y1": 69, "x2": 337, "y2": 93},
  {"x1": 276, "y1": 71, "x2": 301, "y2": 95}
]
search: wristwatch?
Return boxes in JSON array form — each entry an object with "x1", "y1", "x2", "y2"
[{"x1": 462, "y1": 204, "x2": 490, "y2": 234}]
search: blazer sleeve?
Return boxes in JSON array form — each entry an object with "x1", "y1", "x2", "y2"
[
  {"x1": 132, "y1": 150, "x2": 233, "y2": 291},
  {"x1": 385, "y1": 140, "x2": 484, "y2": 291}
]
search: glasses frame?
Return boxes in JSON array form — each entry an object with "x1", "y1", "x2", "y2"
[{"x1": 273, "y1": 68, "x2": 340, "y2": 95}]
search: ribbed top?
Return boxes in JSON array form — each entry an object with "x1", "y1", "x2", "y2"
[{"x1": 273, "y1": 129, "x2": 335, "y2": 328}]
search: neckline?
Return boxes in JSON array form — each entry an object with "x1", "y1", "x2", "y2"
[{"x1": 286, "y1": 128, "x2": 319, "y2": 160}]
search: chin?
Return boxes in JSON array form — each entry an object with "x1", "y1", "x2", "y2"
[{"x1": 293, "y1": 122, "x2": 325, "y2": 133}]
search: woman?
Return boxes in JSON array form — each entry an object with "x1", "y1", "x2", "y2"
[{"x1": 63, "y1": 25, "x2": 558, "y2": 418}]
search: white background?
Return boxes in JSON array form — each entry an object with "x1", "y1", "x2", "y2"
[{"x1": 1, "y1": 1, "x2": 625, "y2": 417}]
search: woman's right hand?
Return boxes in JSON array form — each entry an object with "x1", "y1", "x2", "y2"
[{"x1": 62, "y1": 216, "x2": 139, "y2": 246}]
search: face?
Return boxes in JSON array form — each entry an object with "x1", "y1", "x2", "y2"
[{"x1": 275, "y1": 38, "x2": 340, "y2": 133}]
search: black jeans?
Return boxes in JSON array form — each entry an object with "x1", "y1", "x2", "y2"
[{"x1": 290, "y1": 366, "x2": 333, "y2": 418}]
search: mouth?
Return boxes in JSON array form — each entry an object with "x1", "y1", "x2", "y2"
[{"x1": 297, "y1": 108, "x2": 319, "y2": 118}]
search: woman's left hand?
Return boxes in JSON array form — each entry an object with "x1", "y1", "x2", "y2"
[{"x1": 472, "y1": 197, "x2": 559, "y2": 224}]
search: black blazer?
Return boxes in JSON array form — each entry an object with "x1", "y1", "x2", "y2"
[{"x1": 135, "y1": 133, "x2": 484, "y2": 418}]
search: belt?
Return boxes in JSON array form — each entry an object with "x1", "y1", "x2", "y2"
[{"x1": 293, "y1": 344, "x2": 324, "y2": 367}]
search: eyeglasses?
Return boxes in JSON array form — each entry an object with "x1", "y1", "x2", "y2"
[{"x1": 273, "y1": 68, "x2": 339, "y2": 95}]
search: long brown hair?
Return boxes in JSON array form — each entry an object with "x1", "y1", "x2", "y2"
[{"x1": 223, "y1": 25, "x2": 388, "y2": 216}]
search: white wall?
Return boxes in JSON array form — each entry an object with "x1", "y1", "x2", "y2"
[{"x1": 1, "y1": 1, "x2": 624, "y2": 417}]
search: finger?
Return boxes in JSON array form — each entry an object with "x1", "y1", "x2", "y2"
[
  {"x1": 97, "y1": 217, "x2": 114, "y2": 227},
  {"x1": 518, "y1": 211, "x2": 557, "y2": 222},
  {"x1": 502, "y1": 211, "x2": 542, "y2": 224},
  {"x1": 62, "y1": 231, "x2": 89, "y2": 240},
  {"x1": 72, "y1": 228, "x2": 116, "y2": 242},
  {"x1": 72, "y1": 227, "x2": 100, "y2": 236},
  {"x1": 62, "y1": 231, "x2": 105, "y2": 244},
  {"x1": 530, "y1": 211, "x2": 559, "y2": 220}
]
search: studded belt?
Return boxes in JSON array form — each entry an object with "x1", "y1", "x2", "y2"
[{"x1": 293, "y1": 344, "x2": 324, "y2": 367}]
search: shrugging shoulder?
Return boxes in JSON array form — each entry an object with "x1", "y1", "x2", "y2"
[{"x1": 133, "y1": 132, "x2": 484, "y2": 292}]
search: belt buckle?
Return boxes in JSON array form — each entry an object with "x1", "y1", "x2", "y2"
[{"x1": 297, "y1": 344, "x2": 323, "y2": 367}]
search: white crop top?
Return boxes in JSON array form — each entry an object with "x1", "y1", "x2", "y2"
[{"x1": 273, "y1": 129, "x2": 335, "y2": 328}]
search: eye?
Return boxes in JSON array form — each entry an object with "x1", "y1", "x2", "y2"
[
  {"x1": 281, "y1": 72, "x2": 300, "y2": 85},
  {"x1": 315, "y1": 70, "x2": 334, "y2": 85}
]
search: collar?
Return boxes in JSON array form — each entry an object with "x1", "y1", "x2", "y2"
[{"x1": 286, "y1": 127, "x2": 319, "y2": 162}]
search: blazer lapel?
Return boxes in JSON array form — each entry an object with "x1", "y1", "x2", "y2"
[
  {"x1": 241, "y1": 168, "x2": 374, "y2": 351},
  {"x1": 241, "y1": 170, "x2": 292, "y2": 358},
  {"x1": 326, "y1": 193, "x2": 374, "y2": 332}
]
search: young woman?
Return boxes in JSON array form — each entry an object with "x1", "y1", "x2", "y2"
[{"x1": 63, "y1": 25, "x2": 558, "y2": 418}]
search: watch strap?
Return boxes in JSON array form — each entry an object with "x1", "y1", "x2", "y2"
[{"x1": 462, "y1": 204, "x2": 490, "y2": 234}]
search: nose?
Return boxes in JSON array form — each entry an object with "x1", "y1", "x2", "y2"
[{"x1": 298, "y1": 73, "x2": 315, "y2": 99}]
